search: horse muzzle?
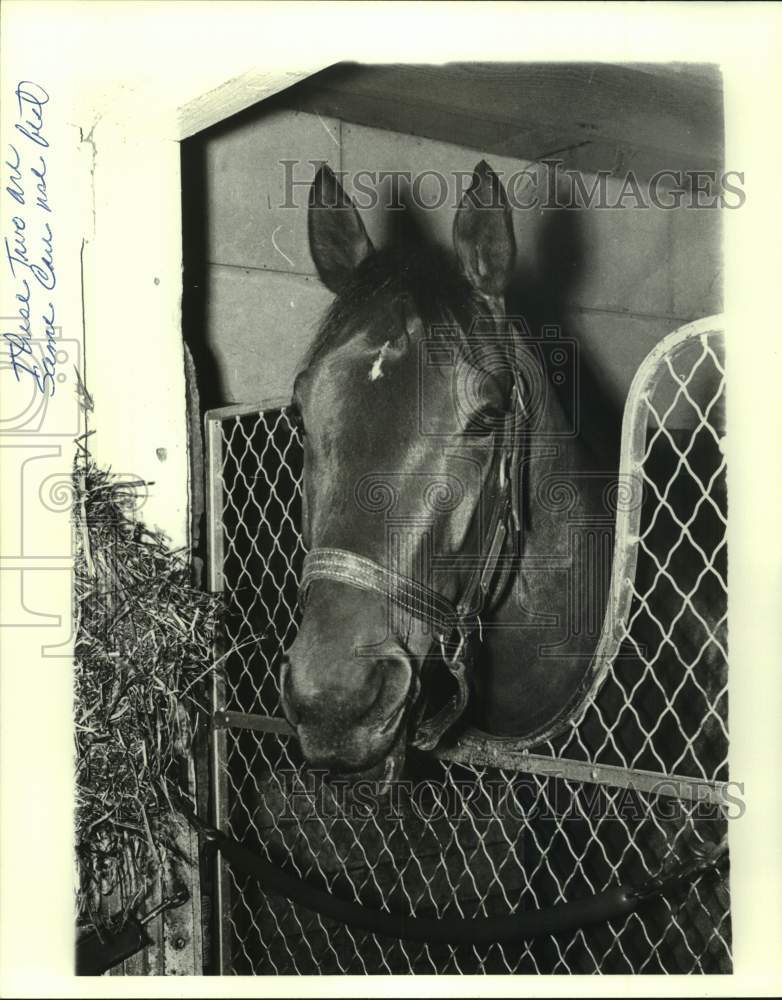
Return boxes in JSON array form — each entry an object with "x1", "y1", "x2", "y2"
[{"x1": 280, "y1": 633, "x2": 417, "y2": 780}]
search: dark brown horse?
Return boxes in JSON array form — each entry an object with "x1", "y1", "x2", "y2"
[{"x1": 281, "y1": 161, "x2": 616, "y2": 783}]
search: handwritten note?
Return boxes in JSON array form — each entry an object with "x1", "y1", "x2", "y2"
[{"x1": 3, "y1": 81, "x2": 57, "y2": 395}]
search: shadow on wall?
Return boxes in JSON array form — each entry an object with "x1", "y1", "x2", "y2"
[
  {"x1": 508, "y1": 205, "x2": 622, "y2": 474},
  {"x1": 181, "y1": 136, "x2": 227, "y2": 414},
  {"x1": 181, "y1": 136, "x2": 227, "y2": 586}
]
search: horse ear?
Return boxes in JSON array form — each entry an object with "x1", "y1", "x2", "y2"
[
  {"x1": 308, "y1": 164, "x2": 374, "y2": 293},
  {"x1": 453, "y1": 161, "x2": 515, "y2": 298}
]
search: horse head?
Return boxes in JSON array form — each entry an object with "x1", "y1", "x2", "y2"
[{"x1": 281, "y1": 161, "x2": 525, "y2": 784}]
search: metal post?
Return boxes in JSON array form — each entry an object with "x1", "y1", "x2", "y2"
[{"x1": 205, "y1": 410, "x2": 231, "y2": 975}]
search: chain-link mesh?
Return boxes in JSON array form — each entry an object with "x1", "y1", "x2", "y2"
[
  {"x1": 539, "y1": 329, "x2": 728, "y2": 785},
  {"x1": 207, "y1": 321, "x2": 730, "y2": 974}
]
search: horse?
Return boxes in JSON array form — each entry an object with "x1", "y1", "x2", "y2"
[{"x1": 280, "y1": 161, "x2": 617, "y2": 785}]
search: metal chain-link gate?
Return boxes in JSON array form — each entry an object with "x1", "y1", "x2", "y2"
[{"x1": 204, "y1": 316, "x2": 730, "y2": 974}]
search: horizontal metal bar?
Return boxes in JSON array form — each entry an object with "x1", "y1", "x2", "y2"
[
  {"x1": 213, "y1": 710, "x2": 294, "y2": 736},
  {"x1": 437, "y1": 739, "x2": 729, "y2": 805},
  {"x1": 211, "y1": 710, "x2": 728, "y2": 804},
  {"x1": 204, "y1": 397, "x2": 291, "y2": 423}
]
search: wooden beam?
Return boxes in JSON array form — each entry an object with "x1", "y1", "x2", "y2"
[
  {"x1": 176, "y1": 67, "x2": 326, "y2": 140},
  {"x1": 270, "y1": 62, "x2": 724, "y2": 179}
]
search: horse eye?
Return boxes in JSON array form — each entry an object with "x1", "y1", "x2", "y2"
[
  {"x1": 463, "y1": 413, "x2": 499, "y2": 437},
  {"x1": 463, "y1": 390, "x2": 509, "y2": 436}
]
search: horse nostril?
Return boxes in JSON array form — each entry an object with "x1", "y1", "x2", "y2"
[{"x1": 373, "y1": 653, "x2": 413, "y2": 721}]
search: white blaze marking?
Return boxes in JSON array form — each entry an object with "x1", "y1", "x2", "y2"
[{"x1": 369, "y1": 341, "x2": 391, "y2": 381}]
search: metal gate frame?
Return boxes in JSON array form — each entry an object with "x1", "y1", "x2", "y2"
[
  {"x1": 204, "y1": 314, "x2": 729, "y2": 974},
  {"x1": 446, "y1": 315, "x2": 728, "y2": 803}
]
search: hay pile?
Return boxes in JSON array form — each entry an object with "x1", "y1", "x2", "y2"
[{"x1": 74, "y1": 456, "x2": 220, "y2": 929}]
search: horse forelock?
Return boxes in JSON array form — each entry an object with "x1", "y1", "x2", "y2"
[{"x1": 300, "y1": 248, "x2": 486, "y2": 374}]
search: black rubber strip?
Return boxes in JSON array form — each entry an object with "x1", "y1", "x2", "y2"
[{"x1": 216, "y1": 833, "x2": 640, "y2": 945}]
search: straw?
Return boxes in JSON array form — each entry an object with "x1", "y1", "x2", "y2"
[{"x1": 74, "y1": 456, "x2": 220, "y2": 929}]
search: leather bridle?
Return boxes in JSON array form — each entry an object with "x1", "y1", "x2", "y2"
[{"x1": 299, "y1": 362, "x2": 528, "y2": 751}]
